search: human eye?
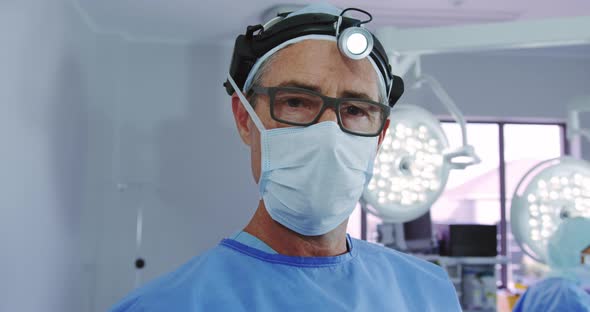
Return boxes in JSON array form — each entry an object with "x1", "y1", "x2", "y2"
[
  {"x1": 341, "y1": 102, "x2": 369, "y2": 117},
  {"x1": 285, "y1": 97, "x2": 306, "y2": 108},
  {"x1": 276, "y1": 93, "x2": 317, "y2": 110}
]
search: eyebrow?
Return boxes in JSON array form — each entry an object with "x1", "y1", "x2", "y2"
[{"x1": 275, "y1": 80, "x2": 377, "y2": 102}]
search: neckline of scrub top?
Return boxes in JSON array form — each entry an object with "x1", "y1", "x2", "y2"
[
  {"x1": 232, "y1": 231, "x2": 279, "y2": 254},
  {"x1": 220, "y1": 234, "x2": 357, "y2": 267}
]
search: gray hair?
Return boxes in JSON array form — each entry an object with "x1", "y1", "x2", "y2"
[{"x1": 245, "y1": 53, "x2": 278, "y2": 107}]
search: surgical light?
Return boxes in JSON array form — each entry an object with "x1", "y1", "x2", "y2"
[
  {"x1": 363, "y1": 74, "x2": 480, "y2": 223},
  {"x1": 364, "y1": 104, "x2": 450, "y2": 221},
  {"x1": 511, "y1": 157, "x2": 590, "y2": 262},
  {"x1": 511, "y1": 97, "x2": 590, "y2": 263}
]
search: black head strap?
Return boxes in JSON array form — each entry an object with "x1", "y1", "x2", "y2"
[{"x1": 224, "y1": 13, "x2": 404, "y2": 107}]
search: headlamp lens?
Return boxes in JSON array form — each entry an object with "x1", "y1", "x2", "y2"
[
  {"x1": 338, "y1": 27, "x2": 373, "y2": 60},
  {"x1": 346, "y1": 33, "x2": 368, "y2": 55}
]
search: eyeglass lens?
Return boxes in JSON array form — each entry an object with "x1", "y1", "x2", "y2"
[{"x1": 272, "y1": 88, "x2": 386, "y2": 135}]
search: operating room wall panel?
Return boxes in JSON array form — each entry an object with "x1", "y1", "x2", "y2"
[
  {"x1": 78, "y1": 34, "x2": 136, "y2": 312},
  {"x1": 579, "y1": 115, "x2": 590, "y2": 161},
  {"x1": 80, "y1": 38, "x2": 259, "y2": 311},
  {"x1": 402, "y1": 53, "x2": 590, "y2": 120},
  {"x1": 141, "y1": 42, "x2": 258, "y2": 282},
  {"x1": 399, "y1": 52, "x2": 590, "y2": 161},
  {"x1": 0, "y1": 1, "x2": 91, "y2": 311}
]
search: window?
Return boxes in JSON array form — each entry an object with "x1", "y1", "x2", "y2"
[
  {"x1": 504, "y1": 124, "x2": 564, "y2": 286},
  {"x1": 349, "y1": 120, "x2": 567, "y2": 288},
  {"x1": 430, "y1": 123, "x2": 501, "y2": 226}
]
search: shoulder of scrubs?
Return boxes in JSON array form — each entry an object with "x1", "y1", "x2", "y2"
[
  {"x1": 108, "y1": 245, "x2": 224, "y2": 312},
  {"x1": 513, "y1": 277, "x2": 590, "y2": 312},
  {"x1": 352, "y1": 238, "x2": 461, "y2": 307}
]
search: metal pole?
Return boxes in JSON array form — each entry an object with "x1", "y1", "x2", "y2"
[
  {"x1": 361, "y1": 201, "x2": 368, "y2": 241},
  {"x1": 562, "y1": 123, "x2": 571, "y2": 156},
  {"x1": 498, "y1": 123, "x2": 508, "y2": 287}
]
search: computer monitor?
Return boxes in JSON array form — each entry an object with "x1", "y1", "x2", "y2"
[
  {"x1": 377, "y1": 211, "x2": 435, "y2": 253},
  {"x1": 403, "y1": 211, "x2": 435, "y2": 253},
  {"x1": 449, "y1": 224, "x2": 497, "y2": 257}
]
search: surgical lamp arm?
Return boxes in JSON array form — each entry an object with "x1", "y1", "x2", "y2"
[
  {"x1": 567, "y1": 96, "x2": 590, "y2": 144},
  {"x1": 415, "y1": 75, "x2": 468, "y2": 147},
  {"x1": 413, "y1": 74, "x2": 481, "y2": 169}
]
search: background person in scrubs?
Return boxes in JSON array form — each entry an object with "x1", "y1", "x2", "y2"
[
  {"x1": 513, "y1": 217, "x2": 590, "y2": 312},
  {"x1": 110, "y1": 3, "x2": 461, "y2": 311}
]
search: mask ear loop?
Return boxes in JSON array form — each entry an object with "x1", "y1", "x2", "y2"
[{"x1": 227, "y1": 74, "x2": 266, "y2": 132}]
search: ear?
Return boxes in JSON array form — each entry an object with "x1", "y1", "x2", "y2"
[
  {"x1": 377, "y1": 118, "x2": 390, "y2": 147},
  {"x1": 231, "y1": 93, "x2": 253, "y2": 146}
]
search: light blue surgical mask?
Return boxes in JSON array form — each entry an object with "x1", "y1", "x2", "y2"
[{"x1": 228, "y1": 76, "x2": 378, "y2": 236}]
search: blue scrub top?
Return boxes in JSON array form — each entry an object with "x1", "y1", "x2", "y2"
[
  {"x1": 110, "y1": 236, "x2": 461, "y2": 311},
  {"x1": 513, "y1": 277, "x2": 590, "y2": 312}
]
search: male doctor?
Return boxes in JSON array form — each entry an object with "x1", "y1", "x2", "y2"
[{"x1": 110, "y1": 4, "x2": 461, "y2": 311}]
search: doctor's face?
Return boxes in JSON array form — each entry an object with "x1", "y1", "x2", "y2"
[{"x1": 232, "y1": 39, "x2": 389, "y2": 182}]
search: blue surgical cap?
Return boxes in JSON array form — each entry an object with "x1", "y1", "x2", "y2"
[
  {"x1": 547, "y1": 217, "x2": 590, "y2": 270},
  {"x1": 286, "y1": 2, "x2": 342, "y2": 18}
]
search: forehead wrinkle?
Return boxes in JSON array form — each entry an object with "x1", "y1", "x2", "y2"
[{"x1": 261, "y1": 40, "x2": 380, "y2": 101}]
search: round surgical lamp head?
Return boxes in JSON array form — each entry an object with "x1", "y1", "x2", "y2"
[
  {"x1": 511, "y1": 157, "x2": 590, "y2": 263},
  {"x1": 363, "y1": 104, "x2": 451, "y2": 222},
  {"x1": 337, "y1": 27, "x2": 374, "y2": 60}
]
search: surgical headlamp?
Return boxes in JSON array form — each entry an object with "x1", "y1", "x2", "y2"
[
  {"x1": 335, "y1": 9, "x2": 374, "y2": 60},
  {"x1": 223, "y1": 8, "x2": 404, "y2": 107}
]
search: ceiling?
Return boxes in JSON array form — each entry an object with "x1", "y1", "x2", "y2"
[{"x1": 74, "y1": 0, "x2": 590, "y2": 42}]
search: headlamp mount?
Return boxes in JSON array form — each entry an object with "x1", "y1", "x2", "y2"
[{"x1": 223, "y1": 9, "x2": 404, "y2": 107}]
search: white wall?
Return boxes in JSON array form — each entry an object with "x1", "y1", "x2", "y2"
[
  {"x1": 408, "y1": 52, "x2": 590, "y2": 157},
  {"x1": 78, "y1": 36, "x2": 259, "y2": 311},
  {"x1": 406, "y1": 52, "x2": 590, "y2": 118},
  {"x1": 0, "y1": 1, "x2": 90, "y2": 311}
]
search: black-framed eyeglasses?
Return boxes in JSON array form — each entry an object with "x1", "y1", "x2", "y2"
[{"x1": 251, "y1": 86, "x2": 390, "y2": 137}]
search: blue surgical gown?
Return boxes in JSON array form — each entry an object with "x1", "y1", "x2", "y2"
[
  {"x1": 513, "y1": 277, "x2": 590, "y2": 312},
  {"x1": 110, "y1": 236, "x2": 461, "y2": 311}
]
